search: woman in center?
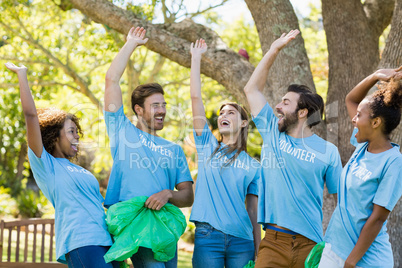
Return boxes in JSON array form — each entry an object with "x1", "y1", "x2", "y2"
[{"x1": 189, "y1": 39, "x2": 261, "y2": 268}]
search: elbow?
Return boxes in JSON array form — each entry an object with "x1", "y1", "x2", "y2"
[
  {"x1": 183, "y1": 191, "x2": 194, "y2": 207},
  {"x1": 105, "y1": 70, "x2": 119, "y2": 84},
  {"x1": 24, "y1": 112, "x2": 38, "y2": 119},
  {"x1": 375, "y1": 216, "x2": 387, "y2": 226},
  {"x1": 185, "y1": 194, "x2": 194, "y2": 207},
  {"x1": 191, "y1": 95, "x2": 202, "y2": 102},
  {"x1": 244, "y1": 85, "x2": 251, "y2": 94},
  {"x1": 345, "y1": 93, "x2": 351, "y2": 103},
  {"x1": 243, "y1": 84, "x2": 255, "y2": 95}
]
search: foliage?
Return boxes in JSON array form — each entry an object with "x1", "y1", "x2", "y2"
[
  {"x1": 299, "y1": 3, "x2": 329, "y2": 101},
  {"x1": 0, "y1": 186, "x2": 18, "y2": 217},
  {"x1": 0, "y1": 0, "x2": 333, "y2": 216},
  {"x1": 181, "y1": 221, "x2": 195, "y2": 244},
  {"x1": 16, "y1": 188, "x2": 48, "y2": 218},
  {"x1": 0, "y1": 0, "x2": 267, "y2": 206},
  {"x1": 220, "y1": 15, "x2": 262, "y2": 66},
  {"x1": 0, "y1": 0, "x2": 117, "y2": 197}
]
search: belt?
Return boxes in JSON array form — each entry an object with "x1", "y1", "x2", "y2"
[{"x1": 264, "y1": 224, "x2": 299, "y2": 235}]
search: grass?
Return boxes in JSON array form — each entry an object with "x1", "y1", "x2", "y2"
[
  {"x1": 2, "y1": 229, "x2": 193, "y2": 267},
  {"x1": 178, "y1": 250, "x2": 192, "y2": 268}
]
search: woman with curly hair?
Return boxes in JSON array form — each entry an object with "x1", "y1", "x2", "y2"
[
  {"x1": 5, "y1": 62, "x2": 119, "y2": 268},
  {"x1": 188, "y1": 39, "x2": 261, "y2": 268},
  {"x1": 318, "y1": 67, "x2": 402, "y2": 268}
]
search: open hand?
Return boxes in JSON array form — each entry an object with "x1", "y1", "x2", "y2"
[
  {"x1": 4, "y1": 62, "x2": 27, "y2": 74},
  {"x1": 127, "y1": 26, "x2": 148, "y2": 46},
  {"x1": 270, "y1": 29, "x2": 300, "y2": 52},
  {"x1": 375, "y1": 65, "x2": 402, "y2": 81},
  {"x1": 190, "y1": 39, "x2": 208, "y2": 57}
]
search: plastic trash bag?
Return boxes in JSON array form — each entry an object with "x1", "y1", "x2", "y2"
[
  {"x1": 104, "y1": 196, "x2": 187, "y2": 263},
  {"x1": 305, "y1": 241, "x2": 325, "y2": 268},
  {"x1": 243, "y1": 260, "x2": 255, "y2": 268}
]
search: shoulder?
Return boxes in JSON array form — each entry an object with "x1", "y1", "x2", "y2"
[
  {"x1": 384, "y1": 147, "x2": 402, "y2": 166},
  {"x1": 312, "y1": 135, "x2": 339, "y2": 152}
]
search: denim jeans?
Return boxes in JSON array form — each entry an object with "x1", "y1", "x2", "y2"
[
  {"x1": 66, "y1": 245, "x2": 120, "y2": 268},
  {"x1": 192, "y1": 222, "x2": 255, "y2": 268},
  {"x1": 130, "y1": 246, "x2": 178, "y2": 268}
]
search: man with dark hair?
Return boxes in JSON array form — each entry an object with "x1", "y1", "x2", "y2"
[
  {"x1": 103, "y1": 26, "x2": 193, "y2": 268},
  {"x1": 244, "y1": 30, "x2": 342, "y2": 267}
]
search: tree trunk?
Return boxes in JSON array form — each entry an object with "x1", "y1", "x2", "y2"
[
  {"x1": 59, "y1": 0, "x2": 254, "y2": 107},
  {"x1": 323, "y1": 0, "x2": 400, "y2": 265},
  {"x1": 324, "y1": 0, "x2": 379, "y2": 162},
  {"x1": 378, "y1": 1, "x2": 402, "y2": 266},
  {"x1": 245, "y1": 0, "x2": 315, "y2": 106},
  {"x1": 57, "y1": 0, "x2": 401, "y2": 264},
  {"x1": 60, "y1": 0, "x2": 316, "y2": 110}
]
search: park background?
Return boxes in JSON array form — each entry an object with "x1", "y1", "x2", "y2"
[{"x1": 0, "y1": 0, "x2": 401, "y2": 266}]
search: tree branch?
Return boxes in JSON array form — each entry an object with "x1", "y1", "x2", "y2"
[
  {"x1": 0, "y1": 57, "x2": 53, "y2": 66},
  {"x1": 0, "y1": 17, "x2": 103, "y2": 110},
  {"x1": 145, "y1": 55, "x2": 166, "y2": 84},
  {"x1": 57, "y1": 0, "x2": 254, "y2": 106},
  {"x1": 187, "y1": 0, "x2": 229, "y2": 19},
  {"x1": 0, "y1": 81, "x2": 81, "y2": 93},
  {"x1": 363, "y1": 0, "x2": 395, "y2": 38}
]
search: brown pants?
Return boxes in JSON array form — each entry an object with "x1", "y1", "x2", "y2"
[{"x1": 255, "y1": 228, "x2": 316, "y2": 268}]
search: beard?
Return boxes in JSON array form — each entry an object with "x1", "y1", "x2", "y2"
[
  {"x1": 278, "y1": 110, "x2": 298, "y2": 133},
  {"x1": 141, "y1": 113, "x2": 165, "y2": 131}
]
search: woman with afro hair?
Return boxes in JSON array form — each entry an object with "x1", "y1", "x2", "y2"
[
  {"x1": 318, "y1": 66, "x2": 402, "y2": 268},
  {"x1": 5, "y1": 62, "x2": 119, "y2": 268}
]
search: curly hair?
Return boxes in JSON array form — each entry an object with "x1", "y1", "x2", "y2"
[
  {"x1": 36, "y1": 108, "x2": 83, "y2": 159},
  {"x1": 368, "y1": 78, "x2": 402, "y2": 135}
]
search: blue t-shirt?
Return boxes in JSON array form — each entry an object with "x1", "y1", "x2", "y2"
[
  {"x1": 189, "y1": 123, "x2": 261, "y2": 240},
  {"x1": 253, "y1": 103, "x2": 342, "y2": 243},
  {"x1": 28, "y1": 147, "x2": 113, "y2": 264},
  {"x1": 104, "y1": 106, "x2": 193, "y2": 207},
  {"x1": 324, "y1": 128, "x2": 402, "y2": 267}
]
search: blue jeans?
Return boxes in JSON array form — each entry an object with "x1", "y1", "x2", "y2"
[
  {"x1": 192, "y1": 222, "x2": 255, "y2": 268},
  {"x1": 130, "y1": 246, "x2": 178, "y2": 268},
  {"x1": 66, "y1": 245, "x2": 120, "y2": 268}
]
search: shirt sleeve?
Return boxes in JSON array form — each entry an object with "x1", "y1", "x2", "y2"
[
  {"x1": 247, "y1": 164, "x2": 261, "y2": 196},
  {"x1": 350, "y1": 128, "x2": 359, "y2": 147},
  {"x1": 324, "y1": 147, "x2": 342, "y2": 194},
  {"x1": 252, "y1": 102, "x2": 278, "y2": 140},
  {"x1": 373, "y1": 156, "x2": 402, "y2": 211},
  {"x1": 175, "y1": 146, "x2": 194, "y2": 186},
  {"x1": 104, "y1": 106, "x2": 133, "y2": 157},
  {"x1": 27, "y1": 146, "x2": 55, "y2": 199},
  {"x1": 193, "y1": 122, "x2": 217, "y2": 148}
]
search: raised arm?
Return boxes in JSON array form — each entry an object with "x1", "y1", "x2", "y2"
[
  {"x1": 345, "y1": 66, "x2": 402, "y2": 121},
  {"x1": 190, "y1": 39, "x2": 208, "y2": 135},
  {"x1": 104, "y1": 27, "x2": 148, "y2": 112},
  {"x1": 244, "y1": 30, "x2": 299, "y2": 117},
  {"x1": 5, "y1": 63, "x2": 42, "y2": 157}
]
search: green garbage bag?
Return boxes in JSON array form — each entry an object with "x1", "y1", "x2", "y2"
[
  {"x1": 104, "y1": 196, "x2": 187, "y2": 263},
  {"x1": 243, "y1": 260, "x2": 255, "y2": 268},
  {"x1": 305, "y1": 241, "x2": 325, "y2": 268}
]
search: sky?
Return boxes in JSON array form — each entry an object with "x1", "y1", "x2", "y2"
[
  {"x1": 199, "y1": 0, "x2": 320, "y2": 20},
  {"x1": 151, "y1": 0, "x2": 321, "y2": 24}
]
